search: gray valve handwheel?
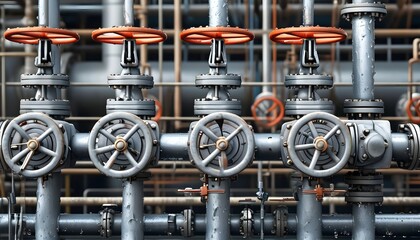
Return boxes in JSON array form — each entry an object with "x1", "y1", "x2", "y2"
[
  {"x1": 286, "y1": 112, "x2": 351, "y2": 177},
  {"x1": 1, "y1": 112, "x2": 64, "y2": 178},
  {"x1": 189, "y1": 112, "x2": 255, "y2": 177},
  {"x1": 88, "y1": 112, "x2": 153, "y2": 178}
]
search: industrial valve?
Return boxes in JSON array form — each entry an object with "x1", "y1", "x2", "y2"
[
  {"x1": 0, "y1": 112, "x2": 71, "y2": 177},
  {"x1": 0, "y1": 121, "x2": 9, "y2": 172},
  {"x1": 88, "y1": 112, "x2": 159, "y2": 178},
  {"x1": 281, "y1": 112, "x2": 351, "y2": 178},
  {"x1": 188, "y1": 112, "x2": 255, "y2": 177},
  {"x1": 251, "y1": 92, "x2": 285, "y2": 128}
]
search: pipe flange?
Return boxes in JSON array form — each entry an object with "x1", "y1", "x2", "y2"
[
  {"x1": 282, "y1": 112, "x2": 351, "y2": 178},
  {"x1": 106, "y1": 99, "x2": 156, "y2": 118},
  {"x1": 239, "y1": 208, "x2": 254, "y2": 238},
  {"x1": 345, "y1": 172, "x2": 383, "y2": 203},
  {"x1": 180, "y1": 209, "x2": 194, "y2": 237},
  {"x1": 272, "y1": 206, "x2": 288, "y2": 237},
  {"x1": 285, "y1": 74, "x2": 333, "y2": 89},
  {"x1": 341, "y1": 3, "x2": 387, "y2": 21},
  {"x1": 397, "y1": 123, "x2": 420, "y2": 170},
  {"x1": 285, "y1": 99, "x2": 334, "y2": 117},
  {"x1": 188, "y1": 112, "x2": 255, "y2": 177},
  {"x1": 195, "y1": 74, "x2": 241, "y2": 89},
  {"x1": 99, "y1": 205, "x2": 116, "y2": 238},
  {"x1": 194, "y1": 99, "x2": 241, "y2": 116},
  {"x1": 343, "y1": 99, "x2": 384, "y2": 119},
  {"x1": 20, "y1": 100, "x2": 71, "y2": 119},
  {"x1": 21, "y1": 74, "x2": 69, "y2": 88},
  {"x1": 108, "y1": 74, "x2": 154, "y2": 89},
  {"x1": 88, "y1": 112, "x2": 155, "y2": 178},
  {"x1": 1, "y1": 112, "x2": 65, "y2": 178}
]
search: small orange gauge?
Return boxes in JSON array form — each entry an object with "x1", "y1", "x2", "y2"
[
  {"x1": 153, "y1": 99, "x2": 162, "y2": 122},
  {"x1": 251, "y1": 95, "x2": 285, "y2": 128},
  {"x1": 4, "y1": 26, "x2": 79, "y2": 45},
  {"x1": 180, "y1": 26, "x2": 254, "y2": 45},
  {"x1": 269, "y1": 26, "x2": 347, "y2": 45},
  {"x1": 92, "y1": 26, "x2": 167, "y2": 45},
  {"x1": 406, "y1": 96, "x2": 420, "y2": 124}
]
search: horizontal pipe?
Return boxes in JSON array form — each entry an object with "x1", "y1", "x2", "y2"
[
  {"x1": 1, "y1": 213, "x2": 420, "y2": 237},
  {"x1": 3, "y1": 196, "x2": 420, "y2": 207}
]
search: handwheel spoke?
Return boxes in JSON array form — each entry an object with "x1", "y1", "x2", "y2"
[
  {"x1": 324, "y1": 125, "x2": 340, "y2": 141},
  {"x1": 226, "y1": 125, "x2": 244, "y2": 142},
  {"x1": 307, "y1": 121, "x2": 318, "y2": 138},
  {"x1": 295, "y1": 143, "x2": 315, "y2": 151},
  {"x1": 202, "y1": 148, "x2": 221, "y2": 166},
  {"x1": 327, "y1": 149, "x2": 341, "y2": 163},
  {"x1": 124, "y1": 151, "x2": 139, "y2": 167},
  {"x1": 20, "y1": 150, "x2": 35, "y2": 170},
  {"x1": 308, "y1": 150, "x2": 321, "y2": 170},
  {"x1": 200, "y1": 143, "x2": 216, "y2": 149},
  {"x1": 95, "y1": 145, "x2": 115, "y2": 155},
  {"x1": 11, "y1": 148, "x2": 30, "y2": 163},
  {"x1": 219, "y1": 151, "x2": 228, "y2": 169},
  {"x1": 10, "y1": 122, "x2": 31, "y2": 141},
  {"x1": 38, "y1": 146, "x2": 58, "y2": 157},
  {"x1": 123, "y1": 124, "x2": 140, "y2": 141},
  {"x1": 199, "y1": 126, "x2": 219, "y2": 142},
  {"x1": 104, "y1": 151, "x2": 119, "y2": 169},
  {"x1": 36, "y1": 128, "x2": 53, "y2": 142},
  {"x1": 99, "y1": 129, "x2": 116, "y2": 142}
]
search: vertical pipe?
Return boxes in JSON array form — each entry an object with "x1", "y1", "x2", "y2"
[
  {"x1": 206, "y1": 178, "x2": 231, "y2": 240},
  {"x1": 353, "y1": 203, "x2": 375, "y2": 239},
  {"x1": 173, "y1": 0, "x2": 182, "y2": 129},
  {"x1": 262, "y1": 0, "x2": 271, "y2": 93},
  {"x1": 352, "y1": 0, "x2": 376, "y2": 100},
  {"x1": 103, "y1": 0, "x2": 123, "y2": 75},
  {"x1": 124, "y1": 0, "x2": 134, "y2": 26},
  {"x1": 49, "y1": 0, "x2": 61, "y2": 100},
  {"x1": 209, "y1": 0, "x2": 228, "y2": 27},
  {"x1": 1, "y1": 6, "x2": 5, "y2": 118},
  {"x1": 297, "y1": 178, "x2": 322, "y2": 240},
  {"x1": 302, "y1": 0, "x2": 314, "y2": 26},
  {"x1": 38, "y1": 0, "x2": 48, "y2": 26},
  {"x1": 121, "y1": 179, "x2": 144, "y2": 240},
  {"x1": 35, "y1": 173, "x2": 61, "y2": 240}
]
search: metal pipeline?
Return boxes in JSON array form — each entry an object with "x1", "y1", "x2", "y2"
[
  {"x1": 297, "y1": 178, "x2": 322, "y2": 240},
  {"x1": 262, "y1": 0, "x2": 271, "y2": 93},
  {"x1": 121, "y1": 179, "x2": 144, "y2": 240}
]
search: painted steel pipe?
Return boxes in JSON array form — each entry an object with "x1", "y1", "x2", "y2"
[
  {"x1": 209, "y1": 0, "x2": 228, "y2": 27},
  {"x1": 35, "y1": 173, "x2": 61, "y2": 240},
  {"x1": 352, "y1": 203, "x2": 375, "y2": 239},
  {"x1": 206, "y1": 179, "x2": 231, "y2": 240},
  {"x1": 124, "y1": 0, "x2": 134, "y2": 26},
  {"x1": 121, "y1": 179, "x2": 144, "y2": 240},
  {"x1": 297, "y1": 178, "x2": 322, "y2": 240},
  {"x1": 303, "y1": 0, "x2": 314, "y2": 26}
]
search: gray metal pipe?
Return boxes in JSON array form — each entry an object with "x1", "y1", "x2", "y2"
[
  {"x1": 35, "y1": 173, "x2": 61, "y2": 240},
  {"x1": 391, "y1": 133, "x2": 411, "y2": 165},
  {"x1": 3, "y1": 213, "x2": 420, "y2": 237},
  {"x1": 209, "y1": 0, "x2": 228, "y2": 27},
  {"x1": 206, "y1": 178, "x2": 231, "y2": 240},
  {"x1": 124, "y1": 0, "x2": 134, "y2": 26},
  {"x1": 121, "y1": 179, "x2": 144, "y2": 240},
  {"x1": 351, "y1": 0, "x2": 376, "y2": 100},
  {"x1": 303, "y1": 0, "x2": 314, "y2": 26},
  {"x1": 262, "y1": 0, "x2": 271, "y2": 93},
  {"x1": 352, "y1": 203, "x2": 375, "y2": 239},
  {"x1": 103, "y1": 0, "x2": 123, "y2": 75},
  {"x1": 38, "y1": 0, "x2": 48, "y2": 26},
  {"x1": 297, "y1": 178, "x2": 322, "y2": 240}
]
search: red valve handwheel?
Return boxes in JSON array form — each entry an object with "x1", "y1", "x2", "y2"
[
  {"x1": 153, "y1": 99, "x2": 162, "y2": 122},
  {"x1": 406, "y1": 96, "x2": 420, "y2": 124},
  {"x1": 4, "y1": 26, "x2": 80, "y2": 45},
  {"x1": 180, "y1": 26, "x2": 254, "y2": 45},
  {"x1": 269, "y1": 26, "x2": 347, "y2": 45},
  {"x1": 251, "y1": 95, "x2": 285, "y2": 128},
  {"x1": 92, "y1": 26, "x2": 167, "y2": 45}
]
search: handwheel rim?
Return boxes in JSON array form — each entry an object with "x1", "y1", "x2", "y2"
[
  {"x1": 251, "y1": 95, "x2": 285, "y2": 128},
  {"x1": 406, "y1": 96, "x2": 420, "y2": 124},
  {"x1": 269, "y1": 26, "x2": 347, "y2": 45},
  {"x1": 92, "y1": 26, "x2": 167, "y2": 45},
  {"x1": 180, "y1": 26, "x2": 254, "y2": 45},
  {"x1": 4, "y1": 26, "x2": 80, "y2": 45}
]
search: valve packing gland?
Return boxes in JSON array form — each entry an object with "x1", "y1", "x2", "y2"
[
  {"x1": 285, "y1": 99, "x2": 334, "y2": 116},
  {"x1": 21, "y1": 74, "x2": 69, "y2": 88},
  {"x1": 285, "y1": 74, "x2": 333, "y2": 89},
  {"x1": 194, "y1": 99, "x2": 241, "y2": 116},
  {"x1": 195, "y1": 74, "x2": 241, "y2": 89},
  {"x1": 106, "y1": 99, "x2": 156, "y2": 117},
  {"x1": 341, "y1": 3, "x2": 387, "y2": 21},
  {"x1": 20, "y1": 100, "x2": 71, "y2": 118},
  {"x1": 108, "y1": 74, "x2": 154, "y2": 89}
]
